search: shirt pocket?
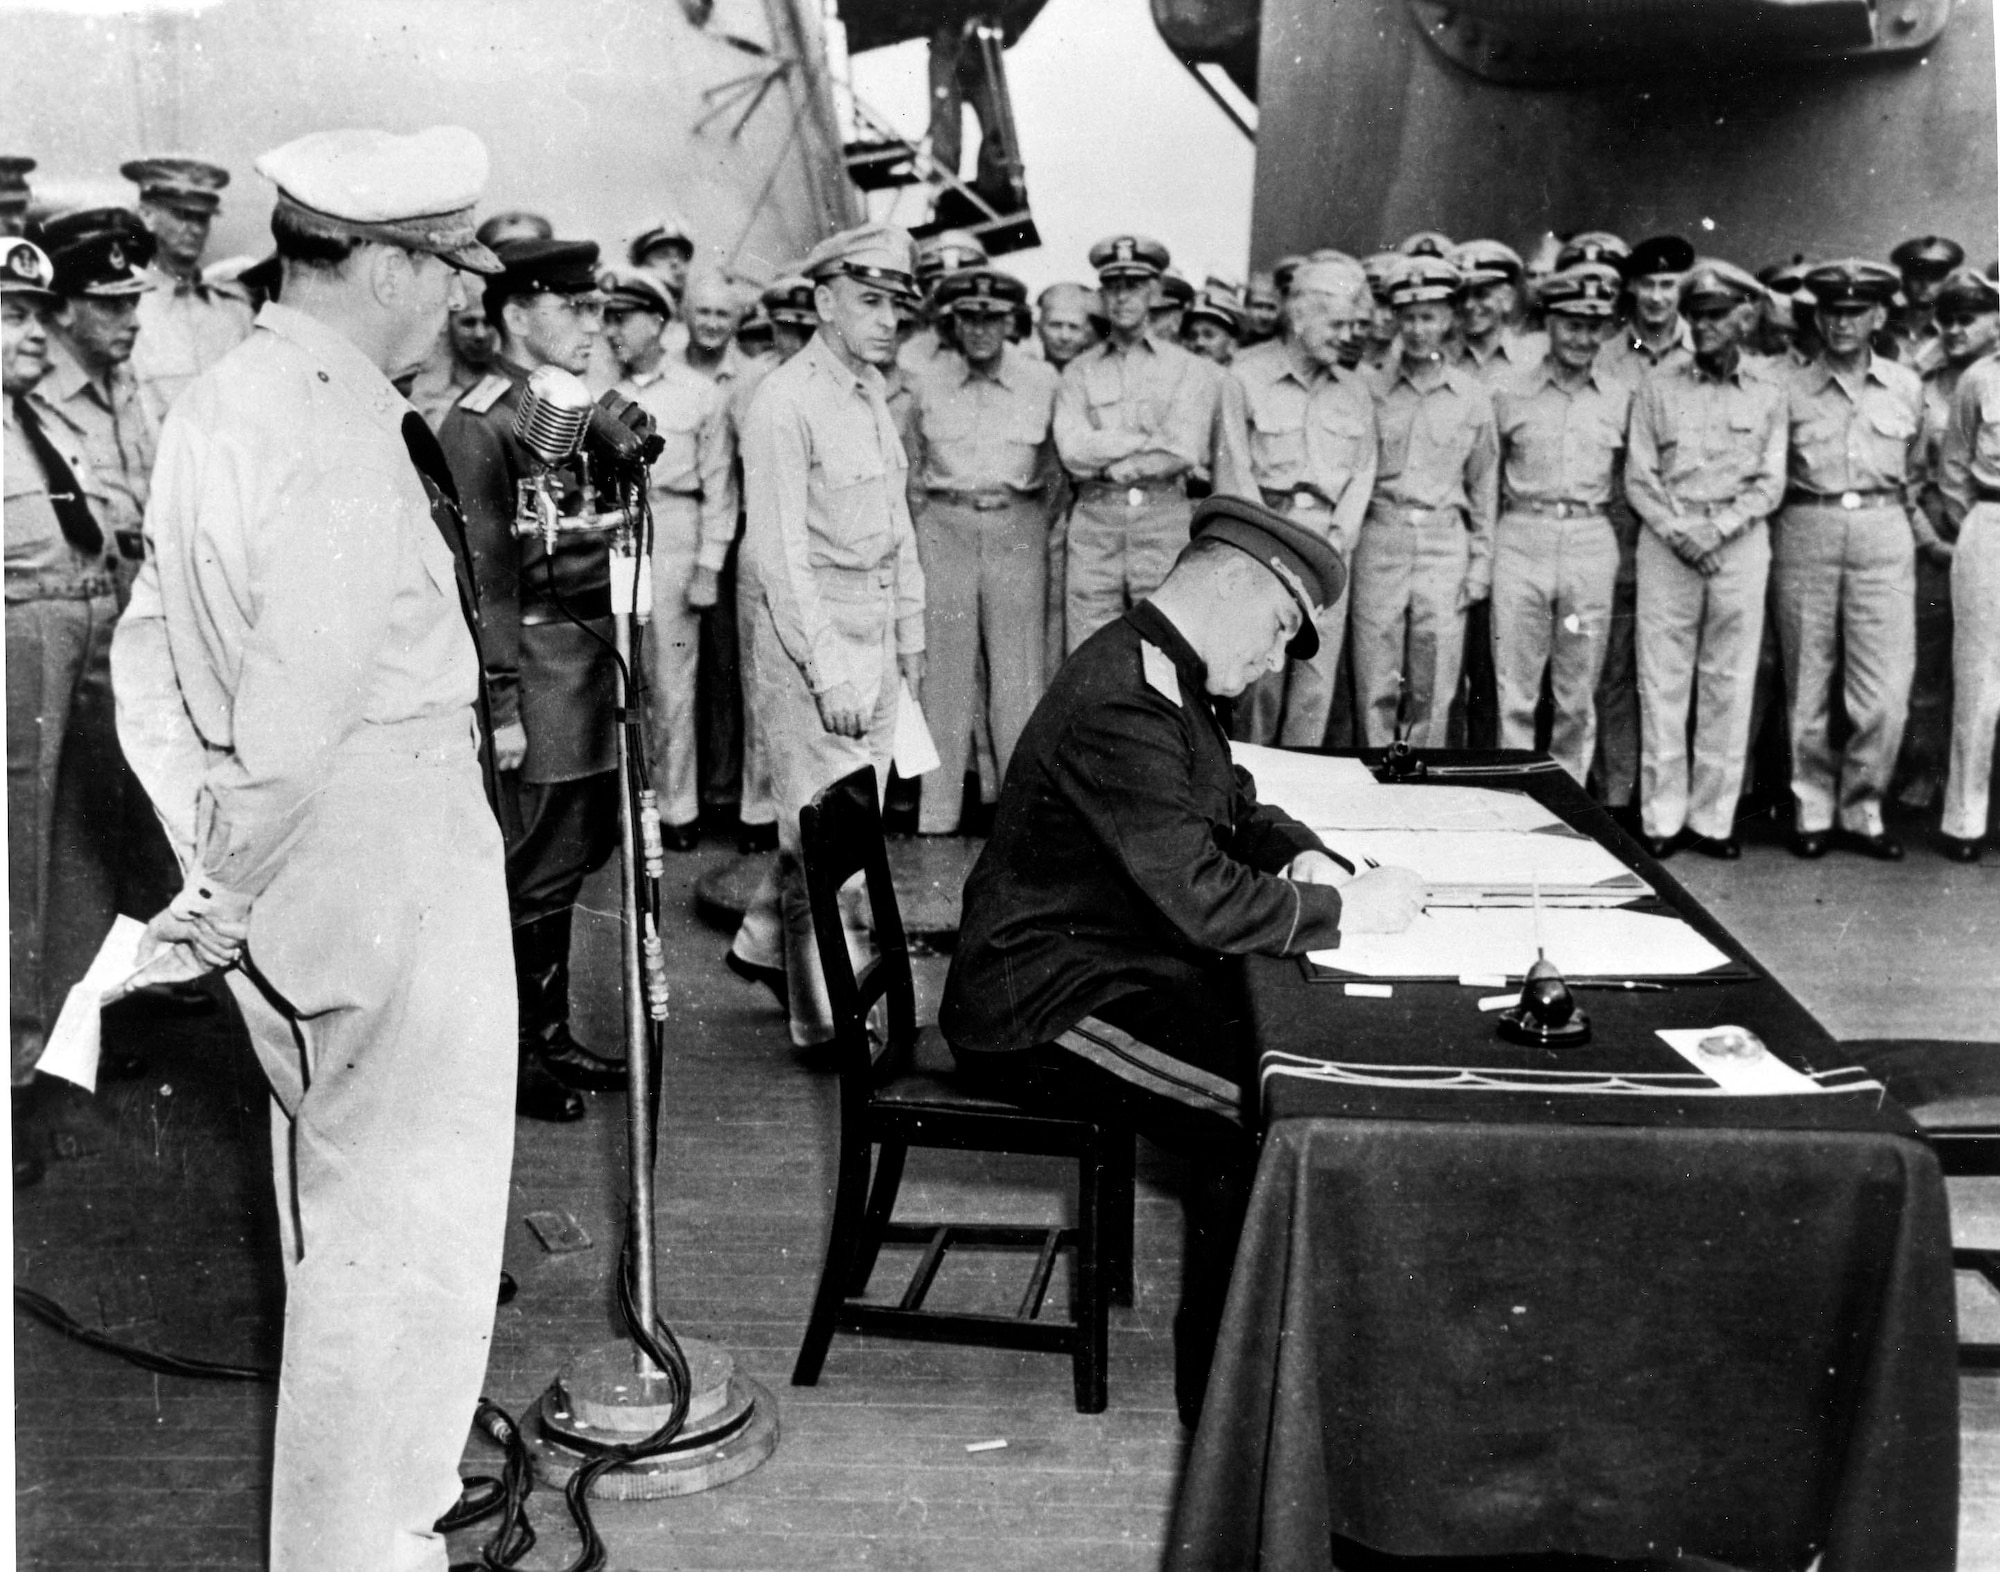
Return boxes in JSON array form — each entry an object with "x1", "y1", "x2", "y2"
[
  {"x1": 1249, "y1": 400, "x2": 1308, "y2": 477},
  {"x1": 811, "y1": 442, "x2": 893, "y2": 561},
  {"x1": 1864, "y1": 400, "x2": 1918, "y2": 476},
  {"x1": 646, "y1": 402, "x2": 706, "y2": 491}
]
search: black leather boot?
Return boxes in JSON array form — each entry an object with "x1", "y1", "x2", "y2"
[
  {"x1": 516, "y1": 912, "x2": 625, "y2": 1096},
  {"x1": 511, "y1": 918, "x2": 585, "y2": 1122}
]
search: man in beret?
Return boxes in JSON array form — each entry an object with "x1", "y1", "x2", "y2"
[
  {"x1": 121, "y1": 156, "x2": 253, "y2": 426},
  {"x1": 1938, "y1": 300, "x2": 2000, "y2": 860},
  {"x1": 4, "y1": 235, "x2": 124, "y2": 1177},
  {"x1": 1889, "y1": 235, "x2": 1965, "y2": 373},
  {"x1": 1219, "y1": 255, "x2": 1378, "y2": 747},
  {"x1": 438, "y1": 235, "x2": 623, "y2": 1120},
  {"x1": 1351, "y1": 256, "x2": 1499, "y2": 748},
  {"x1": 900, "y1": 265, "x2": 1060, "y2": 833},
  {"x1": 1624, "y1": 260, "x2": 1787, "y2": 858},
  {"x1": 1489, "y1": 264, "x2": 1631, "y2": 784},
  {"x1": 600, "y1": 264, "x2": 737, "y2": 852},
  {"x1": 723, "y1": 222, "x2": 926, "y2": 1047},
  {"x1": 1773, "y1": 260, "x2": 1926, "y2": 860},
  {"x1": 1055, "y1": 235, "x2": 1232, "y2": 652},
  {"x1": 944, "y1": 496, "x2": 1423, "y2": 1422},
  {"x1": 0, "y1": 156, "x2": 34, "y2": 238},
  {"x1": 108, "y1": 125, "x2": 514, "y2": 1572}
]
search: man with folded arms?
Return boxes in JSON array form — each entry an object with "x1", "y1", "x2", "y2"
[
  {"x1": 944, "y1": 496, "x2": 1422, "y2": 1423},
  {"x1": 110, "y1": 125, "x2": 514, "y2": 1572}
]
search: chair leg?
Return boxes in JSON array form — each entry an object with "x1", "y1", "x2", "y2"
[
  {"x1": 792, "y1": 1135, "x2": 877, "y2": 1387},
  {"x1": 848, "y1": 1141, "x2": 909, "y2": 1293},
  {"x1": 1103, "y1": 1128, "x2": 1136, "y2": 1308},
  {"x1": 1072, "y1": 1143, "x2": 1109, "y2": 1414}
]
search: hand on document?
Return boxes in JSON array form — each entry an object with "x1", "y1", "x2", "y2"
[
  {"x1": 1284, "y1": 850, "x2": 1353, "y2": 887},
  {"x1": 1333, "y1": 865, "x2": 1426, "y2": 934}
]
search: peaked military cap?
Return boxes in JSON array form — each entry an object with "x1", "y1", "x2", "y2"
[
  {"x1": 1360, "y1": 251, "x2": 1404, "y2": 300},
  {"x1": 1625, "y1": 234, "x2": 1696, "y2": 280},
  {"x1": 1539, "y1": 262, "x2": 1623, "y2": 318},
  {"x1": 1556, "y1": 230, "x2": 1630, "y2": 270},
  {"x1": 916, "y1": 229, "x2": 989, "y2": 281},
  {"x1": 1890, "y1": 235, "x2": 1964, "y2": 278},
  {"x1": 629, "y1": 213, "x2": 694, "y2": 263},
  {"x1": 802, "y1": 221, "x2": 918, "y2": 299},
  {"x1": 1678, "y1": 258, "x2": 1765, "y2": 308},
  {"x1": 1802, "y1": 258, "x2": 1900, "y2": 309},
  {"x1": 258, "y1": 127, "x2": 502, "y2": 273},
  {"x1": 488, "y1": 238, "x2": 603, "y2": 300},
  {"x1": 597, "y1": 264, "x2": 675, "y2": 317},
  {"x1": 34, "y1": 207, "x2": 155, "y2": 297},
  {"x1": 1152, "y1": 269, "x2": 1195, "y2": 309},
  {"x1": 735, "y1": 306, "x2": 774, "y2": 346},
  {"x1": 935, "y1": 266, "x2": 1026, "y2": 315},
  {"x1": 761, "y1": 274, "x2": 818, "y2": 325},
  {"x1": 121, "y1": 155, "x2": 230, "y2": 215},
  {"x1": 1388, "y1": 255, "x2": 1463, "y2": 306},
  {"x1": 1397, "y1": 230, "x2": 1454, "y2": 259},
  {"x1": 1935, "y1": 267, "x2": 2000, "y2": 315},
  {"x1": 1189, "y1": 494, "x2": 1345, "y2": 660},
  {"x1": 1089, "y1": 234, "x2": 1169, "y2": 281},
  {"x1": 1449, "y1": 239, "x2": 1525, "y2": 288},
  {"x1": 0, "y1": 156, "x2": 34, "y2": 217},
  {"x1": 1184, "y1": 283, "x2": 1244, "y2": 334},
  {"x1": 478, "y1": 211, "x2": 552, "y2": 249},
  {"x1": 0, "y1": 236, "x2": 55, "y2": 297}
]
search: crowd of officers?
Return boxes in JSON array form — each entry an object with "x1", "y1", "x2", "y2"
[{"x1": 6, "y1": 140, "x2": 2000, "y2": 1139}]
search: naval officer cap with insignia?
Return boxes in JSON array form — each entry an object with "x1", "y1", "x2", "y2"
[
  {"x1": 934, "y1": 265, "x2": 1027, "y2": 317},
  {"x1": 1089, "y1": 234, "x2": 1170, "y2": 284},
  {"x1": 33, "y1": 208, "x2": 156, "y2": 299},
  {"x1": 1678, "y1": 257, "x2": 1765, "y2": 310},
  {"x1": 1802, "y1": 258, "x2": 1901, "y2": 313},
  {"x1": 1539, "y1": 262, "x2": 1624, "y2": 319},
  {"x1": 761, "y1": 273, "x2": 819, "y2": 327}
]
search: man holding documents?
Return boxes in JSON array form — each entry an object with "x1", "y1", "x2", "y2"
[{"x1": 943, "y1": 494, "x2": 1422, "y2": 1424}]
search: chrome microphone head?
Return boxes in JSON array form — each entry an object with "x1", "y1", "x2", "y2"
[{"x1": 512, "y1": 366, "x2": 593, "y2": 466}]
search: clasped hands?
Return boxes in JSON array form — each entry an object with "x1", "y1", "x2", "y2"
[{"x1": 138, "y1": 879, "x2": 253, "y2": 981}]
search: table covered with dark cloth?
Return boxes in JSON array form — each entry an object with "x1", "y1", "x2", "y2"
[{"x1": 1165, "y1": 753, "x2": 1958, "y2": 1572}]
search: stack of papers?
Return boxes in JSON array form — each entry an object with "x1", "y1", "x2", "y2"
[{"x1": 1308, "y1": 907, "x2": 1733, "y2": 980}]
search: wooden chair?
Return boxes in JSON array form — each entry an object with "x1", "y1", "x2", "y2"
[
  {"x1": 1847, "y1": 1038, "x2": 2000, "y2": 1370},
  {"x1": 789, "y1": 766, "x2": 1134, "y2": 1413}
]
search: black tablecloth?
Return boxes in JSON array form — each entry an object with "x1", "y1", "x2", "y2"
[{"x1": 1165, "y1": 754, "x2": 1959, "y2": 1572}]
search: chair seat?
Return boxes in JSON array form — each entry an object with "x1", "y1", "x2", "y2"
[
  {"x1": 873, "y1": 1026, "x2": 1059, "y2": 1115},
  {"x1": 1845, "y1": 1040, "x2": 2000, "y2": 1131}
]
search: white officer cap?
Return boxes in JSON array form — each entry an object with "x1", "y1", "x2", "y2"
[{"x1": 255, "y1": 126, "x2": 502, "y2": 274}]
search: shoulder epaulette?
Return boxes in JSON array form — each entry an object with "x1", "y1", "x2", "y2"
[
  {"x1": 1140, "y1": 641, "x2": 1182, "y2": 708},
  {"x1": 457, "y1": 373, "x2": 513, "y2": 414}
]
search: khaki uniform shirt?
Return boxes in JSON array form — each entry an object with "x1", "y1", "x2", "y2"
[
  {"x1": 1917, "y1": 357, "x2": 1979, "y2": 542},
  {"x1": 1220, "y1": 338, "x2": 1377, "y2": 551},
  {"x1": 1053, "y1": 330, "x2": 1220, "y2": 483},
  {"x1": 129, "y1": 266, "x2": 253, "y2": 426},
  {"x1": 4, "y1": 393, "x2": 119, "y2": 600},
  {"x1": 1940, "y1": 353, "x2": 2000, "y2": 527},
  {"x1": 38, "y1": 333, "x2": 158, "y2": 548},
  {"x1": 902, "y1": 343, "x2": 1060, "y2": 499},
  {"x1": 1624, "y1": 354, "x2": 1787, "y2": 544},
  {"x1": 1456, "y1": 327, "x2": 1549, "y2": 389},
  {"x1": 1596, "y1": 317, "x2": 1695, "y2": 386},
  {"x1": 1782, "y1": 353, "x2": 1924, "y2": 507},
  {"x1": 1492, "y1": 357, "x2": 1632, "y2": 512},
  {"x1": 740, "y1": 330, "x2": 925, "y2": 693},
  {"x1": 1368, "y1": 358, "x2": 1500, "y2": 586},
  {"x1": 613, "y1": 357, "x2": 738, "y2": 572}
]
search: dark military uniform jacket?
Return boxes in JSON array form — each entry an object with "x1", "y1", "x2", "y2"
[
  {"x1": 438, "y1": 359, "x2": 615, "y2": 785},
  {"x1": 942, "y1": 600, "x2": 1346, "y2": 1059}
]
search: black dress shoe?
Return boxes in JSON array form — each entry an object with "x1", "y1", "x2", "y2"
[
  {"x1": 1684, "y1": 833, "x2": 1741, "y2": 860},
  {"x1": 725, "y1": 949, "x2": 788, "y2": 1010},
  {"x1": 1641, "y1": 831, "x2": 1681, "y2": 860},
  {"x1": 735, "y1": 820, "x2": 778, "y2": 855},
  {"x1": 1944, "y1": 836, "x2": 1984, "y2": 863},
  {"x1": 1841, "y1": 829, "x2": 1904, "y2": 862},
  {"x1": 435, "y1": 1475, "x2": 506, "y2": 1534},
  {"x1": 537, "y1": 1026, "x2": 626, "y2": 1093},
  {"x1": 517, "y1": 1055, "x2": 585, "y2": 1122},
  {"x1": 661, "y1": 820, "x2": 701, "y2": 853},
  {"x1": 1790, "y1": 830, "x2": 1830, "y2": 859}
]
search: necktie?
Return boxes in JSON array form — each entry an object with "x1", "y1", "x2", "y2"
[{"x1": 10, "y1": 396, "x2": 104, "y2": 557}]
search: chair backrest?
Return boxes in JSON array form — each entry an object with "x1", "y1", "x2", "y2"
[{"x1": 798, "y1": 766, "x2": 917, "y2": 1085}]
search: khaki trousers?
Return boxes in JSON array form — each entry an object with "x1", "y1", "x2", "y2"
[
  {"x1": 1590, "y1": 510, "x2": 1641, "y2": 807},
  {"x1": 1491, "y1": 512, "x2": 1618, "y2": 785},
  {"x1": 230, "y1": 729, "x2": 514, "y2": 1572},
  {"x1": 1064, "y1": 491, "x2": 1192, "y2": 654},
  {"x1": 915, "y1": 496, "x2": 1047, "y2": 832},
  {"x1": 1897, "y1": 548, "x2": 1955, "y2": 804},
  {"x1": 644, "y1": 494, "x2": 703, "y2": 827},
  {"x1": 1944, "y1": 502, "x2": 2000, "y2": 840},
  {"x1": 1236, "y1": 590, "x2": 1352, "y2": 748},
  {"x1": 1349, "y1": 506, "x2": 1470, "y2": 748},
  {"x1": 1636, "y1": 525, "x2": 1770, "y2": 840},
  {"x1": 735, "y1": 555, "x2": 776, "y2": 827},
  {"x1": 1772, "y1": 503, "x2": 1917, "y2": 837}
]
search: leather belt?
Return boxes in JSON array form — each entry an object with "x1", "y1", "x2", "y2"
[
  {"x1": 1366, "y1": 500, "x2": 1461, "y2": 526},
  {"x1": 1784, "y1": 486, "x2": 1903, "y2": 511},
  {"x1": 1505, "y1": 497, "x2": 1606, "y2": 520},
  {"x1": 1261, "y1": 484, "x2": 1335, "y2": 516},
  {"x1": 927, "y1": 487, "x2": 1032, "y2": 513},
  {"x1": 521, "y1": 586, "x2": 612, "y2": 625},
  {"x1": 4, "y1": 569, "x2": 118, "y2": 603},
  {"x1": 1076, "y1": 477, "x2": 1187, "y2": 507}
]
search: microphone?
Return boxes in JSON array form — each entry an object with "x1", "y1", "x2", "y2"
[{"x1": 512, "y1": 366, "x2": 593, "y2": 467}]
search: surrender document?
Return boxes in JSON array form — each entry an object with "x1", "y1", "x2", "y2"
[{"x1": 1308, "y1": 907, "x2": 1733, "y2": 979}]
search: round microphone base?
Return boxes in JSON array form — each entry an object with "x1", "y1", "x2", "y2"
[{"x1": 1496, "y1": 1003, "x2": 1593, "y2": 1050}]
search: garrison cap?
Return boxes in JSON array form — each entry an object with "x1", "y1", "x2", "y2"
[
  {"x1": 1802, "y1": 258, "x2": 1900, "y2": 309},
  {"x1": 1388, "y1": 255, "x2": 1462, "y2": 306},
  {"x1": 1890, "y1": 235, "x2": 1964, "y2": 278},
  {"x1": 1625, "y1": 234, "x2": 1696, "y2": 280},
  {"x1": 1151, "y1": 269, "x2": 1195, "y2": 309},
  {"x1": 1935, "y1": 267, "x2": 2000, "y2": 315},
  {"x1": 487, "y1": 237, "x2": 603, "y2": 301},
  {"x1": 477, "y1": 211, "x2": 552, "y2": 249},
  {"x1": 0, "y1": 156, "x2": 34, "y2": 217},
  {"x1": 1397, "y1": 230, "x2": 1454, "y2": 259},
  {"x1": 1449, "y1": 239, "x2": 1524, "y2": 288},
  {"x1": 120, "y1": 155, "x2": 228, "y2": 215},
  {"x1": 1678, "y1": 258, "x2": 1765, "y2": 308},
  {"x1": 1539, "y1": 262, "x2": 1623, "y2": 318},
  {"x1": 761, "y1": 273, "x2": 818, "y2": 325},
  {"x1": 935, "y1": 266, "x2": 1027, "y2": 315},
  {"x1": 1090, "y1": 234, "x2": 1169, "y2": 281},
  {"x1": 1556, "y1": 230, "x2": 1630, "y2": 270},
  {"x1": 1190, "y1": 494, "x2": 1345, "y2": 660},
  {"x1": 629, "y1": 213, "x2": 694, "y2": 264},
  {"x1": 0, "y1": 236, "x2": 55, "y2": 297},
  {"x1": 34, "y1": 207, "x2": 155, "y2": 297},
  {"x1": 916, "y1": 229, "x2": 988, "y2": 282},
  {"x1": 1184, "y1": 282, "x2": 1244, "y2": 334},
  {"x1": 597, "y1": 264, "x2": 675, "y2": 318},
  {"x1": 257, "y1": 126, "x2": 502, "y2": 273},
  {"x1": 802, "y1": 221, "x2": 919, "y2": 299}
]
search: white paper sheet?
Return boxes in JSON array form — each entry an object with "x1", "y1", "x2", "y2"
[
  {"x1": 1325, "y1": 828, "x2": 1648, "y2": 895},
  {"x1": 1229, "y1": 742, "x2": 1564, "y2": 834},
  {"x1": 892, "y1": 680, "x2": 940, "y2": 777},
  {"x1": 1307, "y1": 906, "x2": 1732, "y2": 979},
  {"x1": 36, "y1": 915, "x2": 150, "y2": 1094},
  {"x1": 1655, "y1": 1027, "x2": 1818, "y2": 1095}
]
